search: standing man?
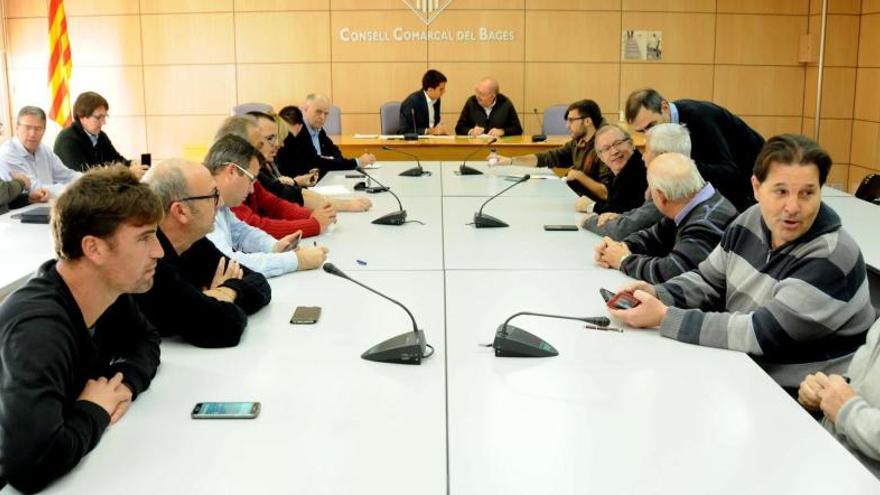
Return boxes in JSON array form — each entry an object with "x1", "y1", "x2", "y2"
[
  {"x1": 455, "y1": 77, "x2": 522, "y2": 137},
  {"x1": 0, "y1": 166, "x2": 163, "y2": 492},
  {"x1": 625, "y1": 88, "x2": 764, "y2": 211},
  {"x1": 399, "y1": 69, "x2": 449, "y2": 135}
]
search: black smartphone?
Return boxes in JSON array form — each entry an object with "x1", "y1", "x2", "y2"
[
  {"x1": 290, "y1": 306, "x2": 321, "y2": 324},
  {"x1": 345, "y1": 174, "x2": 364, "y2": 179},
  {"x1": 544, "y1": 224, "x2": 579, "y2": 231},
  {"x1": 191, "y1": 402, "x2": 260, "y2": 419},
  {"x1": 140, "y1": 153, "x2": 151, "y2": 167}
]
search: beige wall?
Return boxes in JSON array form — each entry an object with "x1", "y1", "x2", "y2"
[
  {"x1": 4, "y1": 0, "x2": 814, "y2": 160},
  {"x1": 848, "y1": 0, "x2": 880, "y2": 192}
]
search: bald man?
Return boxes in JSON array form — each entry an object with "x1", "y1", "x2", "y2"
[
  {"x1": 277, "y1": 94, "x2": 375, "y2": 178},
  {"x1": 455, "y1": 77, "x2": 522, "y2": 137},
  {"x1": 594, "y1": 152, "x2": 737, "y2": 284}
]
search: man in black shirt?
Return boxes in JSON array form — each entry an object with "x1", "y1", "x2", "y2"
[
  {"x1": 0, "y1": 166, "x2": 163, "y2": 492},
  {"x1": 592, "y1": 124, "x2": 648, "y2": 215},
  {"x1": 455, "y1": 77, "x2": 522, "y2": 137}
]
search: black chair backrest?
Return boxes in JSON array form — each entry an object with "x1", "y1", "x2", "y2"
[{"x1": 854, "y1": 174, "x2": 880, "y2": 205}]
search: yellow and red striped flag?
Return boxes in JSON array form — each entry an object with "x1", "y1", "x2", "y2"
[{"x1": 48, "y1": 0, "x2": 72, "y2": 128}]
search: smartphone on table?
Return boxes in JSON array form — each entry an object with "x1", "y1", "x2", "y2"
[
  {"x1": 290, "y1": 306, "x2": 321, "y2": 324},
  {"x1": 191, "y1": 401, "x2": 260, "y2": 419}
]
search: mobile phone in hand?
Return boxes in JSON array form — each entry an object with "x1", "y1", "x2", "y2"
[{"x1": 600, "y1": 287, "x2": 641, "y2": 310}]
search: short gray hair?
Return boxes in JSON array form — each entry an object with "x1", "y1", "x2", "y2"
[
  {"x1": 142, "y1": 159, "x2": 191, "y2": 212},
  {"x1": 303, "y1": 93, "x2": 330, "y2": 108},
  {"x1": 646, "y1": 123, "x2": 691, "y2": 157},
  {"x1": 17, "y1": 106, "x2": 47, "y2": 124},
  {"x1": 647, "y1": 152, "x2": 705, "y2": 202},
  {"x1": 214, "y1": 115, "x2": 257, "y2": 143},
  {"x1": 595, "y1": 123, "x2": 630, "y2": 142},
  {"x1": 204, "y1": 134, "x2": 260, "y2": 175}
]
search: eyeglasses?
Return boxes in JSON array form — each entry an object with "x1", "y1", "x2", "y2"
[
  {"x1": 89, "y1": 113, "x2": 108, "y2": 122},
  {"x1": 565, "y1": 116, "x2": 587, "y2": 124},
  {"x1": 596, "y1": 138, "x2": 632, "y2": 156},
  {"x1": 262, "y1": 134, "x2": 278, "y2": 145},
  {"x1": 230, "y1": 162, "x2": 257, "y2": 184},
  {"x1": 179, "y1": 189, "x2": 220, "y2": 208}
]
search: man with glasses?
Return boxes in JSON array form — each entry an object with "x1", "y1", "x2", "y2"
[
  {"x1": 204, "y1": 135, "x2": 329, "y2": 277},
  {"x1": 0, "y1": 106, "x2": 81, "y2": 197},
  {"x1": 624, "y1": 88, "x2": 763, "y2": 212},
  {"x1": 137, "y1": 158, "x2": 271, "y2": 348},
  {"x1": 454, "y1": 77, "x2": 522, "y2": 137},
  {"x1": 53, "y1": 91, "x2": 148, "y2": 178},
  {"x1": 590, "y1": 124, "x2": 647, "y2": 214},
  {"x1": 491, "y1": 99, "x2": 612, "y2": 210}
]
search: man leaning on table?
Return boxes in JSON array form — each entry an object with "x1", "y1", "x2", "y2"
[
  {"x1": 399, "y1": 69, "x2": 449, "y2": 135},
  {"x1": 454, "y1": 77, "x2": 522, "y2": 137},
  {"x1": 0, "y1": 166, "x2": 162, "y2": 492},
  {"x1": 608, "y1": 134, "x2": 874, "y2": 394}
]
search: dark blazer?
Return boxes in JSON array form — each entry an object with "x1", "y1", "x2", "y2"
[
  {"x1": 399, "y1": 89, "x2": 441, "y2": 135},
  {"x1": 53, "y1": 120, "x2": 129, "y2": 172},
  {"x1": 675, "y1": 99, "x2": 764, "y2": 212},
  {"x1": 275, "y1": 129, "x2": 356, "y2": 179},
  {"x1": 454, "y1": 93, "x2": 523, "y2": 136}
]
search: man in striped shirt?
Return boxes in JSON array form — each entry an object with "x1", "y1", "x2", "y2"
[{"x1": 609, "y1": 134, "x2": 874, "y2": 392}]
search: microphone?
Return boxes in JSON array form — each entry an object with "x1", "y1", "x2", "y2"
[
  {"x1": 356, "y1": 166, "x2": 407, "y2": 225},
  {"x1": 459, "y1": 137, "x2": 497, "y2": 176},
  {"x1": 323, "y1": 263, "x2": 432, "y2": 364},
  {"x1": 403, "y1": 108, "x2": 418, "y2": 141},
  {"x1": 530, "y1": 107, "x2": 547, "y2": 143},
  {"x1": 382, "y1": 145, "x2": 428, "y2": 177},
  {"x1": 472, "y1": 174, "x2": 530, "y2": 228},
  {"x1": 492, "y1": 311, "x2": 615, "y2": 358}
]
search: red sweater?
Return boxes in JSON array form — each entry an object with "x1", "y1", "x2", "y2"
[{"x1": 231, "y1": 182, "x2": 321, "y2": 239}]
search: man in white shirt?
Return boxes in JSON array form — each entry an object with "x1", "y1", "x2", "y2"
[{"x1": 0, "y1": 106, "x2": 81, "y2": 197}]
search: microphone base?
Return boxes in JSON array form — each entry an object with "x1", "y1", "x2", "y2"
[
  {"x1": 362, "y1": 329, "x2": 428, "y2": 364},
  {"x1": 473, "y1": 212, "x2": 509, "y2": 228},
  {"x1": 372, "y1": 209, "x2": 407, "y2": 226},
  {"x1": 354, "y1": 182, "x2": 389, "y2": 194},
  {"x1": 399, "y1": 166, "x2": 427, "y2": 177},
  {"x1": 459, "y1": 164, "x2": 483, "y2": 175},
  {"x1": 403, "y1": 133, "x2": 419, "y2": 141},
  {"x1": 493, "y1": 324, "x2": 558, "y2": 358},
  {"x1": 531, "y1": 134, "x2": 547, "y2": 143}
]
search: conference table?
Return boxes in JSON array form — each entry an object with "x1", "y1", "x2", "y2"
[{"x1": 1, "y1": 163, "x2": 878, "y2": 494}]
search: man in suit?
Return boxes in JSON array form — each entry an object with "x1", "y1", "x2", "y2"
[
  {"x1": 624, "y1": 88, "x2": 764, "y2": 212},
  {"x1": 455, "y1": 77, "x2": 522, "y2": 137},
  {"x1": 399, "y1": 69, "x2": 449, "y2": 135}
]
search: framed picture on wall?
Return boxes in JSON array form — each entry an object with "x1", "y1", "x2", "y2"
[{"x1": 622, "y1": 30, "x2": 663, "y2": 61}]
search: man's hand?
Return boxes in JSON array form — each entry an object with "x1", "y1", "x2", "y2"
[
  {"x1": 273, "y1": 231, "x2": 302, "y2": 253},
  {"x1": 294, "y1": 169, "x2": 319, "y2": 187},
  {"x1": 311, "y1": 202, "x2": 337, "y2": 231},
  {"x1": 9, "y1": 171, "x2": 31, "y2": 190},
  {"x1": 203, "y1": 287, "x2": 237, "y2": 303},
  {"x1": 487, "y1": 128, "x2": 505, "y2": 138},
  {"x1": 574, "y1": 195, "x2": 593, "y2": 212},
  {"x1": 798, "y1": 372, "x2": 830, "y2": 411},
  {"x1": 607, "y1": 289, "x2": 668, "y2": 329},
  {"x1": 597, "y1": 237, "x2": 631, "y2": 270},
  {"x1": 278, "y1": 175, "x2": 296, "y2": 186},
  {"x1": 296, "y1": 245, "x2": 329, "y2": 271},
  {"x1": 109, "y1": 384, "x2": 133, "y2": 424},
  {"x1": 128, "y1": 161, "x2": 149, "y2": 180},
  {"x1": 469, "y1": 125, "x2": 485, "y2": 137},
  {"x1": 429, "y1": 123, "x2": 449, "y2": 135},
  {"x1": 78, "y1": 372, "x2": 131, "y2": 421},
  {"x1": 358, "y1": 153, "x2": 376, "y2": 166},
  {"x1": 618, "y1": 280, "x2": 656, "y2": 297},
  {"x1": 597, "y1": 212, "x2": 620, "y2": 227},
  {"x1": 28, "y1": 188, "x2": 50, "y2": 203},
  {"x1": 335, "y1": 197, "x2": 372, "y2": 212},
  {"x1": 565, "y1": 169, "x2": 587, "y2": 183},
  {"x1": 594, "y1": 237, "x2": 610, "y2": 267},
  {"x1": 207, "y1": 257, "x2": 243, "y2": 289},
  {"x1": 819, "y1": 375, "x2": 857, "y2": 424}
]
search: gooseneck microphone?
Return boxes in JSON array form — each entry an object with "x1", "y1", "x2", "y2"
[
  {"x1": 381, "y1": 145, "x2": 428, "y2": 177},
  {"x1": 356, "y1": 166, "x2": 408, "y2": 225},
  {"x1": 323, "y1": 263, "x2": 432, "y2": 364},
  {"x1": 403, "y1": 108, "x2": 418, "y2": 141},
  {"x1": 492, "y1": 311, "x2": 618, "y2": 358},
  {"x1": 472, "y1": 174, "x2": 530, "y2": 228},
  {"x1": 459, "y1": 136, "x2": 497, "y2": 176},
  {"x1": 530, "y1": 107, "x2": 547, "y2": 143}
]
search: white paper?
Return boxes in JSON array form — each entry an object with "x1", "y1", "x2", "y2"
[{"x1": 309, "y1": 185, "x2": 352, "y2": 196}]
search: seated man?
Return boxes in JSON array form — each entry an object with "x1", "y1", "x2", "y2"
[
  {"x1": 0, "y1": 166, "x2": 162, "y2": 492},
  {"x1": 138, "y1": 158, "x2": 271, "y2": 348},
  {"x1": 610, "y1": 135, "x2": 874, "y2": 392},
  {"x1": 454, "y1": 77, "x2": 522, "y2": 137},
  {"x1": 274, "y1": 94, "x2": 375, "y2": 178},
  {"x1": 590, "y1": 124, "x2": 647, "y2": 214},
  {"x1": 0, "y1": 170, "x2": 48, "y2": 214},
  {"x1": 0, "y1": 106, "x2": 81, "y2": 197},
  {"x1": 799, "y1": 317, "x2": 880, "y2": 478},
  {"x1": 53, "y1": 91, "x2": 148, "y2": 178},
  {"x1": 594, "y1": 153, "x2": 737, "y2": 284},
  {"x1": 399, "y1": 69, "x2": 449, "y2": 135},
  {"x1": 492, "y1": 99, "x2": 611, "y2": 206},
  {"x1": 204, "y1": 134, "x2": 328, "y2": 277}
]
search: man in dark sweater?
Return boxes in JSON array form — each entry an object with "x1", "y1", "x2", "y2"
[
  {"x1": 592, "y1": 124, "x2": 648, "y2": 215},
  {"x1": 625, "y1": 88, "x2": 764, "y2": 212},
  {"x1": 399, "y1": 69, "x2": 449, "y2": 135},
  {"x1": 53, "y1": 91, "x2": 148, "y2": 178},
  {"x1": 0, "y1": 166, "x2": 163, "y2": 492},
  {"x1": 594, "y1": 152, "x2": 738, "y2": 283},
  {"x1": 137, "y1": 158, "x2": 271, "y2": 348},
  {"x1": 455, "y1": 77, "x2": 522, "y2": 137}
]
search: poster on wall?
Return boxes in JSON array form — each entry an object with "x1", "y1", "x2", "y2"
[{"x1": 622, "y1": 31, "x2": 662, "y2": 60}]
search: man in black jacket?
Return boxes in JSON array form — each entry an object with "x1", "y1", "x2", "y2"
[
  {"x1": 53, "y1": 91, "x2": 148, "y2": 178},
  {"x1": 455, "y1": 77, "x2": 522, "y2": 137},
  {"x1": 592, "y1": 124, "x2": 648, "y2": 215},
  {"x1": 399, "y1": 69, "x2": 449, "y2": 135},
  {"x1": 137, "y1": 158, "x2": 271, "y2": 348},
  {"x1": 0, "y1": 166, "x2": 163, "y2": 492},
  {"x1": 274, "y1": 94, "x2": 375, "y2": 178},
  {"x1": 624, "y1": 88, "x2": 764, "y2": 212}
]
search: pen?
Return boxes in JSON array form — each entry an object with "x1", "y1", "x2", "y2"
[
  {"x1": 356, "y1": 259, "x2": 367, "y2": 266},
  {"x1": 585, "y1": 324, "x2": 623, "y2": 333}
]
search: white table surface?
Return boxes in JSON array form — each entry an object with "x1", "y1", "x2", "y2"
[
  {"x1": 824, "y1": 195, "x2": 880, "y2": 271},
  {"x1": 445, "y1": 270, "x2": 880, "y2": 495},
  {"x1": 440, "y1": 162, "x2": 569, "y2": 198},
  {"x1": 822, "y1": 184, "x2": 851, "y2": 197},
  {"x1": 318, "y1": 162, "x2": 441, "y2": 197},
  {"x1": 0, "y1": 206, "x2": 54, "y2": 298}
]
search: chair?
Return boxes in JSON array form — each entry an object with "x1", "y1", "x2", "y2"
[
  {"x1": 380, "y1": 101, "x2": 402, "y2": 134},
  {"x1": 855, "y1": 173, "x2": 880, "y2": 205},
  {"x1": 232, "y1": 102, "x2": 273, "y2": 116},
  {"x1": 325, "y1": 104, "x2": 342, "y2": 135},
  {"x1": 542, "y1": 104, "x2": 568, "y2": 135}
]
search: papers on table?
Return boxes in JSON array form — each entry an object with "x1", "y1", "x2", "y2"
[
  {"x1": 352, "y1": 134, "x2": 456, "y2": 140},
  {"x1": 487, "y1": 165, "x2": 559, "y2": 178},
  {"x1": 309, "y1": 185, "x2": 352, "y2": 196}
]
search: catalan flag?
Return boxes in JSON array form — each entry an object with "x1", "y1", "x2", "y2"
[{"x1": 48, "y1": 0, "x2": 72, "y2": 128}]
